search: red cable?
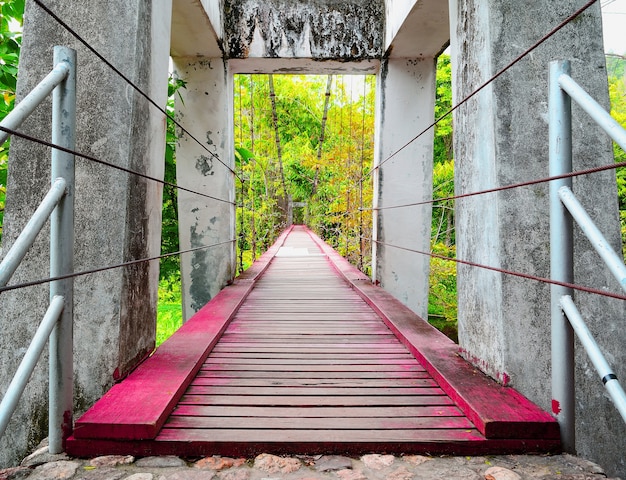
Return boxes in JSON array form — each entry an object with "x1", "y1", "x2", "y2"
[{"x1": 369, "y1": 238, "x2": 626, "y2": 302}]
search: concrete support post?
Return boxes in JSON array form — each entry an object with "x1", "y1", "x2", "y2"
[
  {"x1": 0, "y1": 0, "x2": 171, "y2": 467},
  {"x1": 171, "y1": 57, "x2": 236, "y2": 321},
  {"x1": 449, "y1": 0, "x2": 626, "y2": 474},
  {"x1": 372, "y1": 57, "x2": 436, "y2": 319}
]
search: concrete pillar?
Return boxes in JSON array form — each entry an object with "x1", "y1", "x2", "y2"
[
  {"x1": 0, "y1": 0, "x2": 171, "y2": 466},
  {"x1": 372, "y1": 57, "x2": 436, "y2": 319},
  {"x1": 171, "y1": 57, "x2": 236, "y2": 321},
  {"x1": 449, "y1": 0, "x2": 625, "y2": 475}
]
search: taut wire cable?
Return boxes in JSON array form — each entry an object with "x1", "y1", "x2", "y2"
[
  {"x1": 362, "y1": 0, "x2": 599, "y2": 180},
  {"x1": 368, "y1": 238, "x2": 626, "y2": 302},
  {"x1": 32, "y1": 0, "x2": 240, "y2": 181},
  {"x1": 0, "y1": 125, "x2": 235, "y2": 205},
  {"x1": 0, "y1": 239, "x2": 236, "y2": 294}
]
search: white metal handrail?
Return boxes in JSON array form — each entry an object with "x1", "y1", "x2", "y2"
[
  {"x1": 549, "y1": 59, "x2": 626, "y2": 452},
  {"x1": 0, "y1": 61, "x2": 70, "y2": 146},
  {"x1": 0, "y1": 296, "x2": 65, "y2": 436},
  {"x1": 0, "y1": 46, "x2": 76, "y2": 454},
  {"x1": 0, "y1": 178, "x2": 67, "y2": 287}
]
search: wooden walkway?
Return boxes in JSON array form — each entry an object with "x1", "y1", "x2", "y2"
[{"x1": 67, "y1": 226, "x2": 559, "y2": 457}]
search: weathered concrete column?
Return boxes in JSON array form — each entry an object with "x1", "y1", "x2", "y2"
[
  {"x1": 171, "y1": 58, "x2": 236, "y2": 321},
  {"x1": 0, "y1": 0, "x2": 171, "y2": 467},
  {"x1": 372, "y1": 57, "x2": 436, "y2": 319},
  {"x1": 449, "y1": 0, "x2": 625, "y2": 475}
]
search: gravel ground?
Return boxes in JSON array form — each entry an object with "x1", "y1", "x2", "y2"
[{"x1": 0, "y1": 440, "x2": 622, "y2": 480}]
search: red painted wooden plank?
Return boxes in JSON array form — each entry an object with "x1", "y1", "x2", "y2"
[
  {"x1": 226, "y1": 322, "x2": 388, "y2": 329},
  {"x1": 209, "y1": 351, "x2": 415, "y2": 360},
  {"x1": 234, "y1": 313, "x2": 379, "y2": 318},
  {"x1": 215, "y1": 341, "x2": 400, "y2": 348},
  {"x1": 190, "y1": 378, "x2": 438, "y2": 388},
  {"x1": 171, "y1": 405, "x2": 465, "y2": 418},
  {"x1": 305, "y1": 227, "x2": 560, "y2": 441},
  {"x1": 178, "y1": 394, "x2": 454, "y2": 407},
  {"x1": 202, "y1": 358, "x2": 422, "y2": 365},
  {"x1": 66, "y1": 435, "x2": 561, "y2": 458},
  {"x1": 185, "y1": 386, "x2": 446, "y2": 396},
  {"x1": 210, "y1": 341, "x2": 404, "y2": 349},
  {"x1": 216, "y1": 334, "x2": 399, "y2": 340},
  {"x1": 225, "y1": 328, "x2": 393, "y2": 335},
  {"x1": 72, "y1": 227, "x2": 294, "y2": 441},
  {"x1": 199, "y1": 364, "x2": 427, "y2": 372},
  {"x1": 194, "y1": 370, "x2": 431, "y2": 379},
  {"x1": 229, "y1": 318, "x2": 384, "y2": 324},
  {"x1": 156, "y1": 427, "x2": 487, "y2": 442},
  {"x1": 164, "y1": 415, "x2": 474, "y2": 430}
]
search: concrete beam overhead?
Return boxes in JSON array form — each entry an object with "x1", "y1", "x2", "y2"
[
  {"x1": 222, "y1": 0, "x2": 384, "y2": 60},
  {"x1": 229, "y1": 57, "x2": 380, "y2": 75},
  {"x1": 171, "y1": 0, "x2": 222, "y2": 57},
  {"x1": 386, "y1": 0, "x2": 449, "y2": 58}
]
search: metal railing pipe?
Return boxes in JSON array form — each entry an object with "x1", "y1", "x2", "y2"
[
  {"x1": 558, "y1": 186, "x2": 626, "y2": 293},
  {"x1": 0, "y1": 62, "x2": 70, "y2": 146},
  {"x1": 560, "y1": 296, "x2": 626, "y2": 423},
  {"x1": 48, "y1": 46, "x2": 76, "y2": 454},
  {"x1": 558, "y1": 73, "x2": 626, "y2": 152},
  {"x1": 0, "y1": 178, "x2": 67, "y2": 288},
  {"x1": 0, "y1": 295, "x2": 65, "y2": 439},
  {"x1": 549, "y1": 59, "x2": 575, "y2": 451}
]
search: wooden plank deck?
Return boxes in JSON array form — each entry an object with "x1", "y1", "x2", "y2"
[{"x1": 67, "y1": 226, "x2": 559, "y2": 457}]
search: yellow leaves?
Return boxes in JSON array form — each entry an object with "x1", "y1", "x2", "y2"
[{"x1": 2, "y1": 90, "x2": 14, "y2": 105}]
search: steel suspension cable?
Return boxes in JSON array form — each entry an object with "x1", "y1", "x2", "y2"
[
  {"x1": 237, "y1": 76, "x2": 245, "y2": 273},
  {"x1": 367, "y1": 238, "x2": 626, "y2": 302},
  {"x1": 313, "y1": 75, "x2": 333, "y2": 195},
  {"x1": 339, "y1": 75, "x2": 351, "y2": 253},
  {"x1": 0, "y1": 239, "x2": 236, "y2": 294},
  {"x1": 0, "y1": 125, "x2": 235, "y2": 205},
  {"x1": 1, "y1": 115, "x2": 235, "y2": 212},
  {"x1": 358, "y1": 76, "x2": 368, "y2": 270},
  {"x1": 364, "y1": 160, "x2": 626, "y2": 212},
  {"x1": 347, "y1": 76, "x2": 354, "y2": 259},
  {"x1": 32, "y1": 0, "x2": 240, "y2": 181},
  {"x1": 268, "y1": 74, "x2": 288, "y2": 199},
  {"x1": 359, "y1": 0, "x2": 599, "y2": 183},
  {"x1": 249, "y1": 75, "x2": 257, "y2": 261}
]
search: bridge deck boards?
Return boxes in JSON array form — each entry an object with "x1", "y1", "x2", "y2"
[{"x1": 67, "y1": 226, "x2": 560, "y2": 457}]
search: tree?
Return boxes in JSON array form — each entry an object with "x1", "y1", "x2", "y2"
[
  {"x1": 428, "y1": 54, "x2": 457, "y2": 337},
  {"x1": 233, "y1": 74, "x2": 376, "y2": 272},
  {"x1": 433, "y1": 54, "x2": 453, "y2": 166},
  {"x1": 160, "y1": 76, "x2": 186, "y2": 281},
  {"x1": 606, "y1": 54, "x2": 626, "y2": 257}
]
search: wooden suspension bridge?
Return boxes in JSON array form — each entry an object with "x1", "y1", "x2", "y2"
[{"x1": 66, "y1": 226, "x2": 559, "y2": 457}]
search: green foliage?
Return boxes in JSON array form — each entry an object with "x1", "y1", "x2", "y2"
[
  {"x1": 0, "y1": 0, "x2": 24, "y2": 243},
  {"x1": 233, "y1": 74, "x2": 375, "y2": 271},
  {"x1": 159, "y1": 75, "x2": 185, "y2": 281},
  {"x1": 432, "y1": 159, "x2": 455, "y2": 246},
  {"x1": 155, "y1": 75, "x2": 187, "y2": 345},
  {"x1": 606, "y1": 54, "x2": 626, "y2": 257},
  {"x1": 428, "y1": 243, "x2": 458, "y2": 342},
  {"x1": 428, "y1": 244, "x2": 457, "y2": 319},
  {"x1": 0, "y1": 0, "x2": 22, "y2": 101},
  {"x1": 156, "y1": 276, "x2": 182, "y2": 346},
  {"x1": 428, "y1": 54, "x2": 457, "y2": 338},
  {"x1": 434, "y1": 54, "x2": 453, "y2": 166}
]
